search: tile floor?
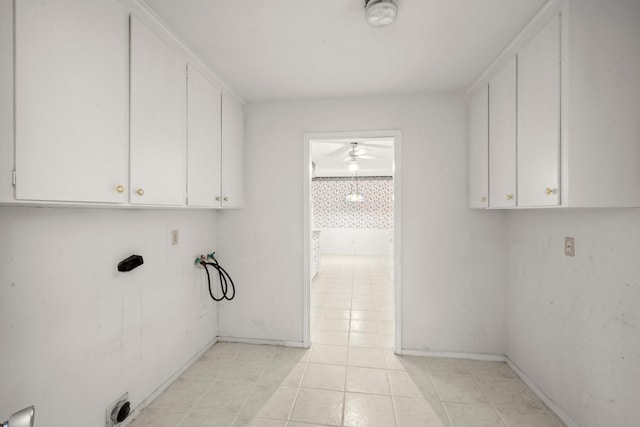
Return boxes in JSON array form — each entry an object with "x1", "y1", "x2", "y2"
[{"x1": 128, "y1": 255, "x2": 565, "y2": 427}]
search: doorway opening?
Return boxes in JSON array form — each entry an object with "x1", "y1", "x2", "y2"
[{"x1": 302, "y1": 131, "x2": 402, "y2": 353}]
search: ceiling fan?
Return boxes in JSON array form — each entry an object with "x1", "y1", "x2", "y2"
[{"x1": 326, "y1": 141, "x2": 390, "y2": 162}]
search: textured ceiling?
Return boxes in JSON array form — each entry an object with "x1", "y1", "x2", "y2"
[{"x1": 144, "y1": 0, "x2": 548, "y2": 101}]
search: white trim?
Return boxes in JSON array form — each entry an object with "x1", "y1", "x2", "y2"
[
  {"x1": 506, "y1": 357, "x2": 579, "y2": 427},
  {"x1": 216, "y1": 336, "x2": 307, "y2": 349},
  {"x1": 401, "y1": 349, "x2": 506, "y2": 362},
  {"x1": 559, "y1": 0, "x2": 570, "y2": 208},
  {"x1": 303, "y1": 130, "x2": 402, "y2": 351},
  {"x1": 466, "y1": 0, "x2": 561, "y2": 98},
  {"x1": 123, "y1": 337, "x2": 218, "y2": 426},
  {"x1": 302, "y1": 133, "x2": 312, "y2": 348},
  {"x1": 392, "y1": 132, "x2": 402, "y2": 354}
]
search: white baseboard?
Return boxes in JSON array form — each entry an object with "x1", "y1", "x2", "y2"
[
  {"x1": 123, "y1": 337, "x2": 218, "y2": 426},
  {"x1": 217, "y1": 335, "x2": 309, "y2": 349},
  {"x1": 400, "y1": 348, "x2": 506, "y2": 362},
  {"x1": 506, "y1": 357, "x2": 578, "y2": 427}
]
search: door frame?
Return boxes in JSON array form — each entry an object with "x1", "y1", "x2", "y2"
[{"x1": 302, "y1": 130, "x2": 402, "y2": 352}]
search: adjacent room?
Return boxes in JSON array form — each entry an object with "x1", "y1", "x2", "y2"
[
  {"x1": 1, "y1": 0, "x2": 638, "y2": 426},
  {"x1": 309, "y1": 135, "x2": 397, "y2": 357}
]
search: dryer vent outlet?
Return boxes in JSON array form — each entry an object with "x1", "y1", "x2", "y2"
[{"x1": 106, "y1": 392, "x2": 130, "y2": 427}]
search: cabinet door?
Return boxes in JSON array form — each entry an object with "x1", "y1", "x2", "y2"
[
  {"x1": 14, "y1": 0, "x2": 128, "y2": 203},
  {"x1": 187, "y1": 66, "x2": 221, "y2": 207},
  {"x1": 221, "y1": 94, "x2": 244, "y2": 208},
  {"x1": 130, "y1": 16, "x2": 187, "y2": 206},
  {"x1": 489, "y1": 57, "x2": 517, "y2": 208},
  {"x1": 517, "y1": 16, "x2": 560, "y2": 207},
  {"x1": 468, "y1": 86, "x2": 489, "y2": 208}
]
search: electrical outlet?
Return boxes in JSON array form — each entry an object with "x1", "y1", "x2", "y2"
[
  {"x1": 565, "y1": 236, "x2": 575, "y2": 257},
  {"x1": 171, "y1": 229, "x2": 179, "y2": 245}
]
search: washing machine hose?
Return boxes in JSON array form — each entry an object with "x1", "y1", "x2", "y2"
[{"x1": 201, "y1": 259, "x2": 236, "y2": 301}]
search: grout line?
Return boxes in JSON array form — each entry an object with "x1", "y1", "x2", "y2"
[
  {"x1": 340, "y1": 258, "x2": 355, "y2": 426},
  {"x1": 224, "y1": 352, "x2": 272, "y2": 424},
  {"x1": 469, "y1": 371, "x2": 514, "y2": 427},
  {"x1": 287, "y1": 357, "x2": 311, "y2": 423},
  {"x1": 386, "y1": 357, "x2": 399, "y2": 427},
  {"x1": 175, "y1": 354, "x2": 235, "y2": 427}
]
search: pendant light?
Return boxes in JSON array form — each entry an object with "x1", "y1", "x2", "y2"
[
  {"x1": 345, "y1": 171, "x2": 365, "y2": 202},
  {"x1": 364, "y1": 0, "x2": 398, "y2": 28}
]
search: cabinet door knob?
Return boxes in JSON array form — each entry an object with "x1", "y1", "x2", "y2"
[
  {"x1": 215, "y1": 196, "x2": 221, "y2": 201},
  {"x1": 223, "y1": 196, "x2": 229, "y2": 202},
  {"x1": 116, "y1": 185, "x2": 125, "y2": 193},
  {"x1": 545, "y1": 188, "x2": 557, "y2": 195},
  {"x1": 480, "y1": 197, "x2": 487, "y2": 203},
  {"x1": 136, "y1": 188, "x2": 144, "y2": 196},
  {"x1": 506, "y1": 194, "x2": 513, "y2": 200}
]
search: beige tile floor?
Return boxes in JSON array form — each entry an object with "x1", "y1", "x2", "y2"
[{"x1": 128, "y1": 255, "x2": 565, "y2": 427}]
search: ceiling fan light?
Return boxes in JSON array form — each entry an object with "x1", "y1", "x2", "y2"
[
  {"x1": 349, "y1": 162, "x2": 358, "y2": 172},
  {"x1": 365, "y1": 0, "x2": 398, "y2": 28}
]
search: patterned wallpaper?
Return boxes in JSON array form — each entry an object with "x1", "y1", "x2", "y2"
[{"x1": 312, "y1": 176, "x2": 393, "y2": 229}]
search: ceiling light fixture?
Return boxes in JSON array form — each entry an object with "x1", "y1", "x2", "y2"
[
  {"x1": 1, "y1": 406, "x2": 35, "y2": 427},
  {"x1": 364, "y1": 0, "x2": 398, "y2": 28},
  {"x1": 345, "y1": 172, "x2": 365, "y2": 202},
  {"x1": 349, "y1": 160, "x2": 358, "y2": 172}
]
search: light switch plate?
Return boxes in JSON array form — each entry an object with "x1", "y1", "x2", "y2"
[{"x1": 565, "y1": 236, "x2": 575, "y2": 257}]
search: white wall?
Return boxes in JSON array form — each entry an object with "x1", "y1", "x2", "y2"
[
  {"x1": 504, "y1": 2, "x2": 640, "y2": 426},
  {"x1": 506, "y1": 209, "x2": 640, "y2": 427},
  {"x1": 319, "y1": 228, "x2": 391, "y2": 256},
  {"x1": 0, "y1": 207, "x2": 218, "y2": 426},
  {"x1": 217, "y1": 95, "x2": 507, "y2": 355}
]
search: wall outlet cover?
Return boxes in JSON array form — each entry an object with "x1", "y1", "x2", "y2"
[{"x1": 565, "y1": 236, "x2": 575, "y2": 257}]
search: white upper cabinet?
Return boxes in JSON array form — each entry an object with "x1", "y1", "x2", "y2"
[
  {"x1": 0, "y1": 0, "x2": 12, "y2": 203},
  {"x1": 468, "y1": 8, "x2": 565, "y2": 209},
  {"x1": 469, "y1": 0, "x2": 640, "y2": 209},
  {"x1": 468, "y1": 86, "x2": 489, "y2": 209},
  {"x1": 489, "y1": 57, "x2": 517, "y2": 208},
  {"x1": 187, "y1": 65, "x2": 222, "y2": 207},
  {"x1": 14, "y1": 0, "x2": 129, "y2": 203},
  {"x1": 563, "y1": 0, "x2": 640, "y2": 207},
  {"x1": 3, "y1": 1, "x2": 245, "y2": 209},
  {"x1": 221, "y1": 94, "x2": 244, "y2": 208},
  {"x1": 130, "y1": 16, "x2": 187, "y2": 206},
  {"x1": 517, "y1": 15, "x2": 560, "y2": 207}
]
